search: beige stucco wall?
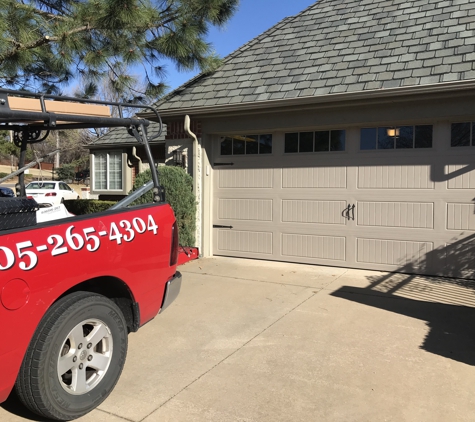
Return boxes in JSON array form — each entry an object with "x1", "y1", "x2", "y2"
[{"x1": 166, "y1": 139, "x2": 192, "y2": 170}]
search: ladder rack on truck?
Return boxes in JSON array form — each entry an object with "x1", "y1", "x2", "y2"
[
  {"x1": 0, "y1": 89, "x2": 183, "y2": 421},
  {"x1": 0, "y1": 88, "x2": 163, "y2": 202}
]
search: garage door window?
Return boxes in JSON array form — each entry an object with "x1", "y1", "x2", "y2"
[
  {"x1": 451, "y1": 122, "x2": 475, "y2": 147},
  {"x1": 360, "y1": 125, "x2": 432, "y2": 150},
  {"x1": 285, "y1": 130, "x2": 346, "y2": 153},
  {"x1": 220, "y1": 134, "x2": 272, "y2": 155}
]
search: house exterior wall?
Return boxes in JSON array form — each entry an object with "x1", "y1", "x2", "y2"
[
  {"x1": 89, "y1": 144, "x2": 165, "y2": 199},
  {"x1": 201, "y1": 133, "x2": 213, "y2": 257},
  {"x1": 199, "y1": 92, "x2": 474, "y2": 136},
  {"x1": 165, "y1": 138, "x2": 202, "y2": 249},
  {"x1": 166, "y1": 139, "x2": 193, "y2": 172},
  {"x1": 163, "y1": 119, "x2": 203, "y2": 249}
]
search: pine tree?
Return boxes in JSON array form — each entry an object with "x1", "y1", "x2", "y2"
[{"x1": 0, "y1": 0, "x2": 238, "y2": 98}]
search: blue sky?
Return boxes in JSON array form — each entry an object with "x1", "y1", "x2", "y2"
[{"x1": 163, "y1": 0, "x2": 316, "y2": 91}]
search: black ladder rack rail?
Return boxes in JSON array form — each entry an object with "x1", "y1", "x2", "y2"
[{"x1": 0, "y1": 88, "x2": 163, "y2": 204}]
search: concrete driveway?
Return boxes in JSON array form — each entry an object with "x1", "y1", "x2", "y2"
[{"x1": 2, "y1": 257, "x2": 475, "y2": 421}]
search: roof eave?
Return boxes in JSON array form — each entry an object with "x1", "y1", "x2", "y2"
[
  {"x1": 87, "y1": 140, "x2": 165, "y2": 150},
  {"x1": 143, "y1": 80, "x2": 475, "y2": 121}
]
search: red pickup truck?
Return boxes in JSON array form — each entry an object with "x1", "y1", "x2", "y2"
[{"x1": 0, "y1": 90, "x2": 182, "y2": 420}]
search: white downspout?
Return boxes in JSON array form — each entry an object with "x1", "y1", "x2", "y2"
[
  {"x1": 130, "y1": 146, "x2": 142, "y2": 172},
  {"x1": 184, "y1": 115, "x2": 201, "y2": 250}
]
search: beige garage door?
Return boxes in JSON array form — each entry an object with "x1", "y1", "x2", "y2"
[{"x1": 213, "y1": 149, "x2": 475, "y2": 279}]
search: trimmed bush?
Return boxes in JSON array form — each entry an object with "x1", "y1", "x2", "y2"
[
  {"x1": 131, "y1": 167, "x2": 196, "y2": 246},
  {"x1": 64, "y1": 199, "x2": 116, "y2": 215}
]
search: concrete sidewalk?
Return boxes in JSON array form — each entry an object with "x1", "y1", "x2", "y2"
[{"x1": 2, "y1": 257, "x2": 475, "y2": 421}]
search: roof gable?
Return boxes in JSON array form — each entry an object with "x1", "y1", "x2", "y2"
[{"x1": 156, "y1": 0, "x2": 475, "y2": 112}]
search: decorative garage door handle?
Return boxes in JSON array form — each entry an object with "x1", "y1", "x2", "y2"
[
  {"x1": 213, "y1": 225, "x2": 233, "y2": 229},
  {"x1": 342, "y1": 204, "x2": 355, "y2": 220},
  {"x1": 342, "y1": 205, "x2": 351, "y2": 220}
]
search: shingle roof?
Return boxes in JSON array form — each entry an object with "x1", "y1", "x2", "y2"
[
  {"x1": 88, "y1": 121, "x2": 165, "y2": 148},
  {"x1": 155, "y1": 0, "x2": 475, "y2": 111}
]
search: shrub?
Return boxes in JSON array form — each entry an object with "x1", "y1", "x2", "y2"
[
  {"x1": 0, "y1": 172, "x2": 8, "y2": 179},
  {"x1": 131, "y1": 167, "x2": 196, "y2": 246},
  {"x1": 64, "y1": 199, "x2": 116, "y2": 215},
  {"x1": 56, "y1": 163, "x2": 76, "y2": 182}
]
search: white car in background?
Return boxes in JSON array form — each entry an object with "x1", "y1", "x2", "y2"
[{"x1": 25, "y1": 181, "x2": 79, "y2": 206}]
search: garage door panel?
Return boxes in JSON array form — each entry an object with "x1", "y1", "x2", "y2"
[
  {"x1": 279, "y1": 191, "x2": 354, "y2": 201},
  {"x1": 216, "y1": 191, "x2": 276, "y2": 200},
  {"x1": 281, "y1": 233, "x2": 346, "y2": 261},
  {"x1": 275, "y1": 224, "x2": 349, "y2": 238},
  {"x1": 356, "y1": 238, "x2": 434, "y2": 268},
  {"x1": 447, "y1": 165, "x2": 475, "y2": 189},
  {"x1": 216, "y1": 229, "x2": 273, "y2": 255},
  {"x1": 218, "y1": 198, "x2": 273, "y2": 221},
  {"x1": 357, "y1": 201, "x2": 434, "y2": 229},
  {"x1": 218, "y1": 168, "x2": 274, "y2": 188},
  {"x1": 282, "y1": 200, "x2": 347, "y2": 225},
  {"x1": 282, "y1": 167, "x2": 347, "y2": 188},
  {"x1": 358, "y1": 165, "x2": 434, "y2": 189},
  {"x1": 447, "y1": 203, "x2": 475, "y2": 231},
  {"x1": 445, "y1": 237, "x2": 475, "y2": 279}
]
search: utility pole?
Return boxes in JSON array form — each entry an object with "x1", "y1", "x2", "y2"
[
  {"x1": 55, "y1": 130, "x2": 60, "y2": 177},
  {"x1": 9, "y1": 130, "x2": 14, "y2": 172}
]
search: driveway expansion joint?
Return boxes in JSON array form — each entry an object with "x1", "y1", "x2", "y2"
[
  {"x1": 96, "y1": 407, "x2": 135, "y2": 422},
  {"x1": 137, "y1": 288, "x2": 319, "y2": 422}
]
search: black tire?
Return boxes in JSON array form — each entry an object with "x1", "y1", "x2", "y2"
[{"x1": 15, "y1": 292, "x2": 128, "y2": 421}]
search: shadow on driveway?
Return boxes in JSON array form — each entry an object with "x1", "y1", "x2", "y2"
[
  {"x1": 0, "y1": 392, "x2": 43, "y2": 421},
  {"x1": 331, "y1": 273, "x2": 475, "y2": 366}
]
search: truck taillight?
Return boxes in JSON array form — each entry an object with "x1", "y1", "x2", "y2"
[{"x1": 170, "y1": 221, "x2": 179, "y2": 266}]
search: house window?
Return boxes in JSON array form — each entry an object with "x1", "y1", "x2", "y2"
[
  {"x1": 220, "y1": 134, "x2": 272, "y2": 155},
  {"x1": 360, "y1": 125, "x2": 432, "y2": 150},
  {"x1": 451, "y1": 122, "x2": 475, "y2": 146},
  {"x1": 285, "y1": 130, "x2": 346, "y2": 153},
  {"x1": 93, "y1": 151, "x2": 123, "y2": 190}
]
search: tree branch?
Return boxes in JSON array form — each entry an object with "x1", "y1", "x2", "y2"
[
  {"x1": 0, "y1": 25, "x2": 91, "y2": 62},
  {"x1": 14, "y1": 3, "x2": 69, "y2": 21}
]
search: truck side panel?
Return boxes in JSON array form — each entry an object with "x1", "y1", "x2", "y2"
[{"x1": 0, "y1": 203, "x2": 177, "y2": 403}]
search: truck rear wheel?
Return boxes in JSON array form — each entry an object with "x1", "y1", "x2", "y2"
[{"x1": 15, "y1": 291, "x2": 128, "y2": 420}]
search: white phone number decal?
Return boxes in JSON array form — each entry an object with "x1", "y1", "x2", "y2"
[{"x1": 0, "y1": 215, "x2": 158, "y2": 271}]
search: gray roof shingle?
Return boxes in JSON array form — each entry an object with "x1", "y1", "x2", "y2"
[
  {"x1": 155, "y1": 0, "x2": 475, "y2": 112},
  {"x1": 88, "y1": 121, "x2": 165, "y2": 148}
]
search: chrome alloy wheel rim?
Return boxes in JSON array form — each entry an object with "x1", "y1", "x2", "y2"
[{"x1": 57, "y1": 319, "x2": 113, "y2": 395}]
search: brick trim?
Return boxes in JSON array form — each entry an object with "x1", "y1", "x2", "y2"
[{"x1": 165, "y1": 120, "x2": 201, "y2": 140}]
